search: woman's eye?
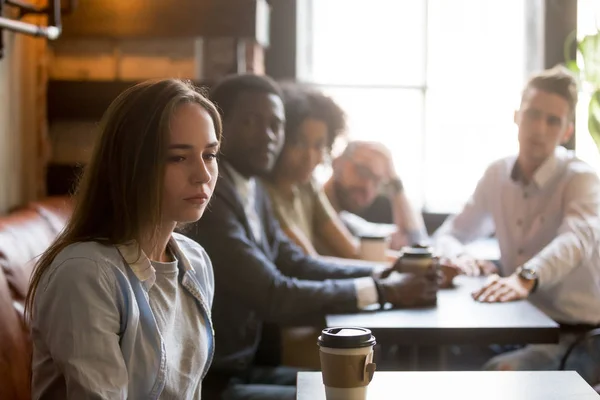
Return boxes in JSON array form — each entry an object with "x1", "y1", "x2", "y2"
[
  {"x1": 168, "y1": 156, "x2": 185, "y2": 162},
  {"x1": 204, "y1": 153, "x2": 218, "y2": 161}
]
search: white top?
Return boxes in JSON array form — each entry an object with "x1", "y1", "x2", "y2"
[
  {"x1": 149, "y1": 256, "x2": 206, "y2": 400},
  {"x1": 30, "y1": 234, "x2": 215, "y2": 399},
  {"x1": 224, "y1": 162, "x2": 378, "y2": 309},
  {"x1": 434, "y1": 147, "x2": 600, "y2": 324}
]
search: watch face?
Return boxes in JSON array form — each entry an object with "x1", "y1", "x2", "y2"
[{"x1": 520, "y1": 267, "x2": 536, "y2": 280}]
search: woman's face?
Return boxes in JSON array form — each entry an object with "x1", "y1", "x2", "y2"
[
  {"x1": 162, "y1": 102, "x2": 219, "y2": 225},
  {"x1": 280, "y1": 118, "x2": 328, "y2": 184}
]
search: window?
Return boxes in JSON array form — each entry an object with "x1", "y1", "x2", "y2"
[
  {"x1": 300, "y1": 0, "x2": 527, "y2": 213},
  {"x1": 574, "y1": 0, "x2": 600, "y2": 171}
]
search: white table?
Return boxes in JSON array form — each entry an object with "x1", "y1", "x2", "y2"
[{"x1": 297, "y1": 371, "x2": 600, "y2": 399}]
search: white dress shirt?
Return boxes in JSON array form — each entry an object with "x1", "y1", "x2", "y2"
[
  {"x1": 434, "y1": 147, "x2": 600, "y2": 324},
  {"x1": 224, "y1": 163, "x2": 378, "y2": 309},
  {"x1": 225, "y1": 163, "x2": 263, "y2": 243}
]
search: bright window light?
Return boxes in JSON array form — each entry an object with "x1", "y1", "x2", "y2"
[{"x1": 302, "y1": 0, "x2": 526, "y2": 213}]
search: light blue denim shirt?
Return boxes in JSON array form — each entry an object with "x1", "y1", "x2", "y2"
[{"x1": 31, "y1": 233, "x2": 215, "y2": 399}]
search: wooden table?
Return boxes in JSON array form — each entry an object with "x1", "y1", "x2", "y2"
[
  {"x1": 327, "y1": 276, "x2": 559, "y2": 346},
  {"x1": 297, "y1": 371, "x2": 600, "y2": 399}
]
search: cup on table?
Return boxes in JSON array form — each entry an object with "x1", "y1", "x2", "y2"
[
  {"x1": 396, "y1": 244, "x2": 441, "y2": 298},
  {"x1": 397, "y1": 244, "x2": 437, "y2": 275},
  {"x1": 317, "y1": 327, "x2": 377, "y2": 400},
  {"x1": 359, "y1": 235, "x2": 389, "y2": 262}
]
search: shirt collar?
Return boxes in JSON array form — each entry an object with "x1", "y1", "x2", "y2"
[
  {"x1": 116, "y1": 236, "x2": 193, "y2": 291},
  {"x1": 224, "y1": 162, "x2": 256, "y2": 206},
  {"x1": 510, "y1": 146, "x2": 565, "y2": 188}
]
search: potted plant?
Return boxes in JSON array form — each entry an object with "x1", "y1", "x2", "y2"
[{"x1": 565, "y1": 28, "x2": 600, "y2": 152}]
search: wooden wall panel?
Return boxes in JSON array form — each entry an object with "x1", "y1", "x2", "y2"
[{"x1": 60, "y1": 0, "x2": 270, "y2": 46}]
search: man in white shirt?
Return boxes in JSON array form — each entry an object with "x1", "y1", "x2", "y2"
[{"x1": 434, "y1": 65, "x2": 600, "y2": 382}]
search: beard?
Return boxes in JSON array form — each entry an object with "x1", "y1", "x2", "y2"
[{"x1": 333, "y1": 180, "x2": 367, "y2": 213}]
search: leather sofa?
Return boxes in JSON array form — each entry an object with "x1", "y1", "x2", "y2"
[{"x1": 0, "y1": 197, "x2": 71, "y2": 400}]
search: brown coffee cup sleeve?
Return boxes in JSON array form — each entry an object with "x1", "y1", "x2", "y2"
[{"x1": 319, "y1": 353, "x2": 376, "y2": 388}]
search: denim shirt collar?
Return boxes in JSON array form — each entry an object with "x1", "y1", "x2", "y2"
[{"x1": 116, "y1": 236, "x2": 195, "y2": 291}]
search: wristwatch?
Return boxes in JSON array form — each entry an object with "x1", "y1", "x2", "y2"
[{"x1": 516, "y1": 265, "x2": 539, "y2": 293}]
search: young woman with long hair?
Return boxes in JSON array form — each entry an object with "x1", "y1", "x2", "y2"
[{"x1": 25, "y1": 79, "x2": 222, "y2": 399}]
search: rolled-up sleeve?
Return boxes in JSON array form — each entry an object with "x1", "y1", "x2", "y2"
[
  {"x1": 33, "y1": 257, "x2": 127, "y2": 399},
  {"x1": 354, "y1": 277, "x2": 378, "y2": 309},
  {"x1": 528, "y1": 171, "x2": 600, "y2": 289}
]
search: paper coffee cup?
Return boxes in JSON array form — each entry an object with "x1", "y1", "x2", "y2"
[
  {"x1": 359, "y1": 235, "x2": 389, "y2": 262},
  {"x1": 317, "y1": 327, "x2": 376, "y2": 400},
  {"x1": 399, "y1": 244, "x2": 436, "y2": 274}
]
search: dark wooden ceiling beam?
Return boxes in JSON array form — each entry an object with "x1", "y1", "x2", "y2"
[{"x1": 59, "y1": 0, "x2": 270, "y2": 46}]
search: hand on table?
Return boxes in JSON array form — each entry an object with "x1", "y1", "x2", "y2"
[
  {"x1": 440, "y1": 254, "x2": 498, "y2": 277},
  {"x1": 382, "y1": 255, "x2": 456, "y2": 289},
  {"x1": 471, "y1": 273, "x2": 535, "y2": 303},
  {"x1": 438, "y1": 262, "x2": 461, "y2": 289},
  {"x1": 376, "y1": 271, "x2": 438, "y2": 308},
  {"x1": 437, "y1": 255, "x2": 481, "y2": 289}
]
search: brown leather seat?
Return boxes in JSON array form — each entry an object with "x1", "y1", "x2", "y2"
[
  {"x1": 0, "y1": 268, "x2": 31, "y2": 400},
  {"x1": 0, "y1": 196, "x2": 72, "y2": 400},
  {"x1": 0, "y1": 209, "x2": 58, "y2": 308},
  {"x1": 26, "y1": 196, "x2": 72, "y2": 235}
]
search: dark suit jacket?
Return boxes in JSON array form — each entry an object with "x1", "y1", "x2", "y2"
[{"x1": 186, "y1": 166, "x2": 374, "y2": 373}]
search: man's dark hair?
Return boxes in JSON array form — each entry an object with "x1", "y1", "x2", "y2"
[
  {"x1": 209, "y1": 73, "x2": 283, "y2": 120},
  {"x1": 280, "y1": 82, "x2": 346, "y2": 150}
]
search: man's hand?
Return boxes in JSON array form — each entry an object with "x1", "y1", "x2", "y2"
[
  {"x1": 440, "y1": 254, "x2": 498, "y2": 277},
  {"x1": 360, "y1": 142, "x2": 398, "y2": 184},
  {"x1": 372, "y1": 266, "x2": 394, "y2": 280},
  {"x1": 373, "y1": 143, "x2": 395, "y2": 177},
  {"x1": 438, "y1": 263, "x2": 461, "y2": 289},
  {"x1": 376, "y1": 271, "x2": 438, "y2": 308},
  {"x1": 476, "y1": 259, "x2": 499, "y2": 275},
  {"x1": 386, "y1": 256, "x2": 456, "y2": 288},
  {"x1": 472, "y1": 273, "x2": 535, "y2": 303}
]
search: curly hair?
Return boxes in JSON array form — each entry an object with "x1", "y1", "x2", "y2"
[{"x1": 280, "y1": 82, "x2": 347, "y2": 150}]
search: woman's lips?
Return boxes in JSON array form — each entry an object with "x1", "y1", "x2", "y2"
[{"x1": 184, "y1": 194, "x2": 209, "y2": 205}]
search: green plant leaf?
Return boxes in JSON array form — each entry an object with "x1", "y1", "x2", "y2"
[
  {"x1": 588, "y1": 89, "x2": 600, "y2": 152},
  {"x1": 565, "y1": 60, "x2": 580, "y2": 74},
  {"x1": 564, "y1": 29, "x2": 578, "y2": 66},
  {"x1": 579, "y1": 32, "x2": 600, "y2": 85}
]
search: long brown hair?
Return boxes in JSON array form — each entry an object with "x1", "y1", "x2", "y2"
[{"x1": 25, "y1": 79, "x2": 222, "y2": 320}]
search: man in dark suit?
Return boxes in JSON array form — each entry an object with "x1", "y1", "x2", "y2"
[{"x1": 188, "y1": 74, "x2": 437, "y2": 400}]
